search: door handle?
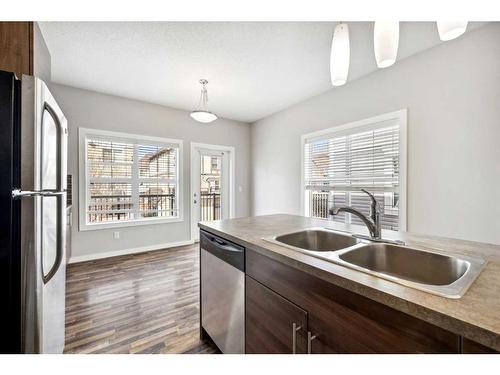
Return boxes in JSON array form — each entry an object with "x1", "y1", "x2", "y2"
[
  {"x1": 307, "y1": 331, "x2": 317, "y2": 354},
  {"x1": 43, "y1": 102, "x2": 65, "y2": 191},
  {"x1": 12, "y1": 189, "x2": 65, "y2": 199},
  {"x1": 38, "y1": 101, "x2": 66, "y2": 284},
  {"x1": 42, "y1": 192, "x2": 65, "y2": 284},
  {"x1": 13, "y1": 188, "x2": 66, "y2": 282},
  {"x1": 292, "y1": 323, "x2": 302, "y2": 354}
]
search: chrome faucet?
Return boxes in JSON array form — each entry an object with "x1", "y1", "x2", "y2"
[{"x1": 329, "y1": 189, "x2": 381, "y2": 240}]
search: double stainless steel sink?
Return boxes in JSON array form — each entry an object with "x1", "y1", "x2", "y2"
[{"x1": 265, "y1": 228, "x2": 486, "y2": 298}]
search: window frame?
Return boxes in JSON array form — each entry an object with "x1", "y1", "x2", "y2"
[
  {"x1": 300, "y1": 109, "x2": 407, "y2": 231},
  {"x1": 78, "y1": 127, "x2": 184, "y2": 231}
]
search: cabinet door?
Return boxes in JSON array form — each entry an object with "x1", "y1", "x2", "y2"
[
  {"x1": 245, "y1": 276, "x2": 308, "y2": 354},
  {"x1": 461, "y1": 338, "x2": 498, "y2": 354},
  {"x1": 307, "y1": 301, "x2": 459, "y2": 354},
  {"x1": 0, "y1": 22, "x2": 33, "y2": 76}
]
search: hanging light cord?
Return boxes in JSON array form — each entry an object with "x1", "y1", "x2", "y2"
[{"x1": 198, "y1": 80, "x2": 209, "y2": 111}]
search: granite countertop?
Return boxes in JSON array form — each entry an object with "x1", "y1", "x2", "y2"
[{"x1": 199, "y1": 214, "x2": 500, "y2": 351}]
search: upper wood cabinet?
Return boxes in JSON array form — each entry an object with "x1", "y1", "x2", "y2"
[
  {"x1": 245, "y1": 276, "x2": 308, "y2": 354},
  {"x1": 0, "y1": 22, "x2": 33, "y2": 77},
  {"x1": 246, "y1": 249, "x2": 462, "y2": 354}
]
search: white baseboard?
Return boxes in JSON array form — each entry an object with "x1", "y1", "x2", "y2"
[{"x1": 68, "y1": 239, "x2": 196, "y2": 264}]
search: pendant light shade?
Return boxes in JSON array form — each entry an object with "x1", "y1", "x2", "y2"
[
  {"x1": 190, "y1": 110, "x2": 217, "y2": 123},
  {"x1": 374, "y1": 21, "x2": 399, "y2": 68},
  {"x1": 330, "y1": 23, "x2": 350, "y2": 86},
  {"x1": 437, "y1": 21, "x2": 468, "y2": 41},
  {"x1": 190, "y1": 79, "x2": 217, "y2": 123}
]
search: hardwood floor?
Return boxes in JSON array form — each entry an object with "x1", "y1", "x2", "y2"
[{"x1": 64, "y1": 244, "x2": 220, "y2": 354}]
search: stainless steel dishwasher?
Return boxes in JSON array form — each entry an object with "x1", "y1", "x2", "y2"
[{"x1": 200, "y1": 230, "x2": 245, "y2": 354}]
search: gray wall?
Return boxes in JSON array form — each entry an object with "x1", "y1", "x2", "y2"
[
  {"x1": 33, "y1": 22, "x2": 51, "y2": 82},
  {"x1": 251, "y1": 23, "x2": 500, "y2": 245},
  {"x1": 50, "y1": 84, "x2": 251, "y2": 259}
]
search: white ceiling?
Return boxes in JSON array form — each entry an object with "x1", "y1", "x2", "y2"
[{"x1": 39, "y1": 22, "x2": 486, "y2": 123}]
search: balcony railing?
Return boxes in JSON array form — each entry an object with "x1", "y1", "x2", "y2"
[
  {"x1": 310, "y1": 191, "x2": 329, "y2": 219},
  {"x1": 200, "y1": 192, "x2": 221, "y2": 221},
  {"x1": 88, "y1": 194, "x2": 176, "y2": 222},
  {"x1": 88, "y1": 192, "x2": 222, "y2": 223}
]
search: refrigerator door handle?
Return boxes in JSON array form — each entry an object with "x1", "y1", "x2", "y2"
[
  {"x1": 12, "y1": 189, "x2": 65, "y2": 199},
  {"x1": 42, "y1": 192, "x2": 65, "y2": 284},
  {"x1": 39, "y1": 101, "x2": 66, "y2": 285},
  {"x1": 12, "y1": 190, "x2": 65, "y2": 284},
  {"x1": 43, "y1": 102, "x2": 65, "y2": 191}
]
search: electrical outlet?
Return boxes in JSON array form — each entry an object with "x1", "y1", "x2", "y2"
[{"x1": 113, "y1": 231, "x2": 120, "y2": 239}]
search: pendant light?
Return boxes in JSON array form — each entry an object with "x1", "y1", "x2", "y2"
[
  {"x1": 437, "y1": 21, "x2": 468, "y2": 41},
  {"x1": 330, "y1": 22, "x2": 350, "y2": 86},
  {"x1": 190, "y1": 79, "x2": 217, "y2": 123},
  {"x1": 374, "y1": 21, "x2": 399, "y2": 68}
]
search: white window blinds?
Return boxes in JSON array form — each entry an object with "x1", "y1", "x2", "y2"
[
  {"x1": 83, "y1": 131, "x2": 181, "y2": 228},
  {"x1": 304, "y1": 119, "x2": 402, "y2": 230}
]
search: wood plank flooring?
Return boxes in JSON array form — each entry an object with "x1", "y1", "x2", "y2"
[{"x1": 64, "y1": 244, "x2": 219, "y2": 354}]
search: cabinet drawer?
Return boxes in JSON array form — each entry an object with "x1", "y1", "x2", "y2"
[{"x1": 246, "y1": 249, "x2": 460, "y2": 353}]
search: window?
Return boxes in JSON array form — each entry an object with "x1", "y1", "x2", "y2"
[
  {"x1": 79, "y1": 128, "x2": 183, "y2": 230},
  {"x1": 302, "y1": 110, "x2": 407, "y2": 231}
]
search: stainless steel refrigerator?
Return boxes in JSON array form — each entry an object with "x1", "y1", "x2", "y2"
[{"x1": 0, "y1": 71, "x2": 67, "y2": 353}]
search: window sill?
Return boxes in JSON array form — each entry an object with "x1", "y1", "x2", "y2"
[{"x1": 79, "y1": 216, "x2": 184, "y2": 231}]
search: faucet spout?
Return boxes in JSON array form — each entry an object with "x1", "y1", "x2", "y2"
[{"x1": 329, "y1": 189, "x2": 381, "y2": 239}]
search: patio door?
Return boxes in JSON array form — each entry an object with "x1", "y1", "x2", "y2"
[{"x1": 191, "y1": 144, "x2": 234, "y2": 241}]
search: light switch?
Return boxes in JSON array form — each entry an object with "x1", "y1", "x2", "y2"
[
  {"x1": 238, "y1": 186, "x2": 243, "y2": 193},
  {"x1": 113, "y1": 231, "x2": 120, "y2": 239}
]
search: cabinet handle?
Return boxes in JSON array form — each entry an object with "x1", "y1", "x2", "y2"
[
  {"x1": 307, "y1": 331, "x2": 317, "y2": 354},
  {"x1": 292, "y1": 323, "x2": 302, "y2": 354}
]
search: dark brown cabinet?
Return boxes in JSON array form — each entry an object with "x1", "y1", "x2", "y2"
[
  {"x1": 461, "y1": 338, "x2": 499, "y2": 354},
  {"x1": 245, "y1": 276, "x2": 308, "y2": 353},
  {"x1": 305, "y1": 294, "x2": 459, "y2": 354},
  {"x1": 246, "y1": 249, "x2": 462, "y2": 354}
]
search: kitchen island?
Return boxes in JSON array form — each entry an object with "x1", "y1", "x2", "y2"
[{"x1": 199, "y1": 214, "x2": 500, "y2": 353}]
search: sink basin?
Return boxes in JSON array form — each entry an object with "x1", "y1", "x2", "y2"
[
  {"x1": 339, "y1": 243, "x2": 469, "y2": 286},
  {"x1": 264, "y1": 228, "x2": 486, "y2": 298},
  {"x1": 334, "y1": 243, "x2": 486, "y2": 298},
  {"x1": 274, "y1": 229, "x2": 360, "y2": 252}
]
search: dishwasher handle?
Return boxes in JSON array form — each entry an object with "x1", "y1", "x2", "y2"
[
  {"x1": 212, "y1": 237, "x2": 243, "y2": 253},
  {"x1": 200, "y1": 230, "x2": 245, "y2": 271}
]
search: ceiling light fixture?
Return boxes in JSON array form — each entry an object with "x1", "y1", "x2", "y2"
[
  {"x1": 330, "y1": 22, "x2": 350, "y2": 86},
  {"x1": 437, "y1": 21, "x2": 468, "y2": 41},
  {"x1": 374, "y1": 21, "x2": 400, "y2": 68},
  {"x1": 190, "y1": 79, "x2": 217, "y2": 123}
]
